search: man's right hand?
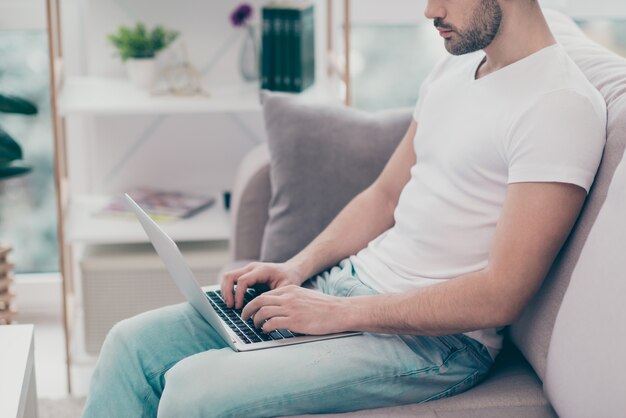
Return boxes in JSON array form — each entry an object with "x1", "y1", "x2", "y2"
[{"x1": 220, "y1": 262, "x2": 306, "y2": 309}]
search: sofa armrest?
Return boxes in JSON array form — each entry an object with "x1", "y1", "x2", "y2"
[{"x1": 230, "y1": 144, "x2": 271, "y2": 262}]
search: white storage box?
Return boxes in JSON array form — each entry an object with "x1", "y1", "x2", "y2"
[{"x1": 80, "y1": 240, "x2": 229, "y2": 354}]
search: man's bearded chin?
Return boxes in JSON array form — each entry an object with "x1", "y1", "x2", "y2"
[{"x1": 438, "y1": 0, "x2": 503, "y2": 55}]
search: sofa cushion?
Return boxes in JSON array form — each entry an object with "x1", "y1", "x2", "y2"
[
  {"x1": 260, "y1": 93, "x2": 412, "y2": 263},
  {"x1": 544, "y1": 146, "x2": 626, "y2": 416},
  {"x1": 230, "y1": 145, "x2": 272, "y2": 261},
  {"x1": 435, "y1": 405, "x2": 555, "y2": 418},
  {"x1": 293, "y1": 346, "x2": 554, "y2": 417},
  {"x1": 508, "y1": 9, "x2": 626, "y2": 381}
]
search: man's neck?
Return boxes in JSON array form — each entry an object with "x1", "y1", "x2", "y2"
[{"x1": 476, "y1": 4, "x2": 556, "y2": 79}]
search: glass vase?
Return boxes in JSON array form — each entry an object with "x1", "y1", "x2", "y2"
[{"x1": 239, "y1": 24, "x2": 259, "y2": 82}]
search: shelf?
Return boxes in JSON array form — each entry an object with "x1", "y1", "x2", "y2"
[
  {"x1": 65, "y1": 194, "x2": 230, "y2": 244},
  {"x1": 59, "y1": 76, "x2": 339, "y2": 116},
  {"x1": 59, "y1": 77, "x2": 262, "y2": 116}
]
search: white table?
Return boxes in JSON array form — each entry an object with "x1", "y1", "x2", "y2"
[{"x1": 0, "y1": 325, "x2": 38, "y2": 418}]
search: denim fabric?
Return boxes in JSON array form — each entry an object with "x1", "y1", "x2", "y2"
[{"x1": 82, "y1": 260, "x2": 492, "y2": 418}]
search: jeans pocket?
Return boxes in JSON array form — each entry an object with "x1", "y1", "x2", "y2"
[
  {"x1": 399, "y1": 334, "x2": 460, "y2": 369},
  {"x1": 457, "y1": 335, "x2": 493, "y2": 370},
  {"x1": 331, "y1": 262, "x2": 377, "y2": 298},
  {"x1": 422, "y1": 369, "x2": 482, "y2": 403},
  {"x1": 431, "y1": 335, "x2": 464, "y2": 357}
]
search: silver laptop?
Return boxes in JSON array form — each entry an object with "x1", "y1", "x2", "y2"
[{"x1": 125, "y1": 193, "x2": 360, "y2": 352}]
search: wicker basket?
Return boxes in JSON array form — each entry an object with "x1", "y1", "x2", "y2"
[{"x1": 0, "y1": 245, "x2": 15, "y2": 324}]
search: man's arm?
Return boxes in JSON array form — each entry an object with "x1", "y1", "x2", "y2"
[
  {"x1": 222, "y1": 121, "x2": 417, "y2": 308},
  {"x1": 243, "y1": 182, "x2": 587, "y2": 336}
]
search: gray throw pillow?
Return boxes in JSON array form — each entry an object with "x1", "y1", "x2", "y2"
[{"x1": 260, "y1": 92, "x2": 413, "y2": 263}]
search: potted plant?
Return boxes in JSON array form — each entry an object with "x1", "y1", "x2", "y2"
[
  {"x1": 108, "y1": 23, "x2": 179, "y2": 90},
  {"x1": 0, "y1": 92, "x2": 36, "y2": 324},
  {"x1": 0, "y1": 93, "x2": 35, "y2": 180}
]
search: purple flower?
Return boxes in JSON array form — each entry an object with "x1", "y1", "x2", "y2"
[{"x1": 230, "y1": 4, "x2": 253, "y2": 27}]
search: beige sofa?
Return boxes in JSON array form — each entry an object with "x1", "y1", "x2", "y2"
[{"x1": 223, "y1": 11, "x2": 626, "y2": 417}]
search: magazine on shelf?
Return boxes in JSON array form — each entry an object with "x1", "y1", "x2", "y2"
[{"x1": 97, "y1": 189, "x2": 216, "y2": 222}]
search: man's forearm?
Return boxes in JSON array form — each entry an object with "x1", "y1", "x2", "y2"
[
  {"x1": 288, "y1": 186, "x2": 396, "y2": 281},
  {"x1": 341, "y1": 269, "x2": 516, "y2": 335}
]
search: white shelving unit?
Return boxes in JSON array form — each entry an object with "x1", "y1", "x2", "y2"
[
  {"x1": 58, "y1": 76, "x2": 256, "y2": 247},
  {"x1": 59, "y1": 75, "x2": 242, "y2": 247},
  {"x1": 59, "y1": 77, "x2": 263, "y2": 115},
  {"x1": 57, "y1": 67, "x2": 337, "y2": 249},
  {"x1": 59, "y1": 74, "x2": 337, "y2": 247}
]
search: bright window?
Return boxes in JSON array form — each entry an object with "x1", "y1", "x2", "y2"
[{"x1": 0, "y1": 31, "x2": 57, "y2": 273}]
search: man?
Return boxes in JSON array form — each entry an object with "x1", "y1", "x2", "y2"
[{"x1": 83, "y1": 1, "x2": 606, "y2": 417}]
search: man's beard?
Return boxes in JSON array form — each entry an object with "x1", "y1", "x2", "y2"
[{"x1": 434, "y1": 0, "x2": 503, "y2": 55}]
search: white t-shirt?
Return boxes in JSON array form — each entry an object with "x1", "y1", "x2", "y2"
[{"x1": 350, "y1": 43, "x2": 607, "y2": 358}]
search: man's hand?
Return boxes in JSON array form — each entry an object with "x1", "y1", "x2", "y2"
[
  {"x1": 220, "y1": 262, "x2": 306, "y2": 309},
  {"x1": 241, "y1": 285, "x2": 351, "y2": 335}
]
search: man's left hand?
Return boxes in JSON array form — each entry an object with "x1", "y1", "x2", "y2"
[{"x1": 241, "y1": 285, "x2": 351, "y2": 335}]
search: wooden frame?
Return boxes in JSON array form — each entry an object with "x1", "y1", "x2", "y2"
[
  {"x1": 343, "y1": 0, "x2": 352, "y2": 106},
  {"x1": 326, "y1": 0, "x2": 352, "y2": 106},
  {"x1": 45, "y1": 0, "x2": 74, "y2": 394}
]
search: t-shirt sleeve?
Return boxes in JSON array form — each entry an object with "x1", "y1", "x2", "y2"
[{"x1": 506, "y1": 89, "x2": 607, "y2": 194}]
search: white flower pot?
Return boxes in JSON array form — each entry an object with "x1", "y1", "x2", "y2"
[{"x1": 126, "y1": 58, "x2": 157, "y2": 90}]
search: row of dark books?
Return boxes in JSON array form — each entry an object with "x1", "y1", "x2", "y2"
[{"x1": 261, "y1": 1, "x2": 315, "y2": 93}]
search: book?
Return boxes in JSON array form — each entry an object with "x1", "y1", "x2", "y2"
[
  {"x1": 273, "y1": 7, "x2": 286, "y2": 91},
  {"x1": 97, "y1": 189, "x2": 216, "y2": 222},
  {"x1": 261, "y1": 7, "x2": 275, "y2": 89},
  {"x1": 261, "y1": 1, "x2": 315, "y2": 93},
  {"x1": 291, "y1": 3, "x2": 315, "y2": 92},
  {"x1": 283, "y1": 9, "x2": 294, "y2": 90}
]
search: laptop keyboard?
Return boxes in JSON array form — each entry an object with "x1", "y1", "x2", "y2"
[{"x1": 206, "y1": 289, "x2": 301, "y2": 344}]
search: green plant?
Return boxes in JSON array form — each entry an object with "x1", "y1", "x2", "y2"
[
  {"x1": 108, "y1": 23, "x2": 179, "y2": 61},
  {"x1": 0, "y1": 93, "x2": 37, "y2": 180}
]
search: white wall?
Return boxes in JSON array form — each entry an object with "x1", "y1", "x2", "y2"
[{"x1": 0, "y1": 0, "x2": 46, "y2": 30}]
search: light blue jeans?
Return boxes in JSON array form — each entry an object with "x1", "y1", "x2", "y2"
[{"x1": 82, "y1": 260, "x2": 493, "y2": 418}]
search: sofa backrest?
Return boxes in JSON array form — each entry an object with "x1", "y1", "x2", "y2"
[
  {"x1": 231, "y1": 145, "x2": 272, "y2": 261},
  {"x1": 508, "y1": 10, "x2": 626, "y2": 381},
  {"x1": 544, "y1": 140, "x2": 626, "y2": 417}
]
